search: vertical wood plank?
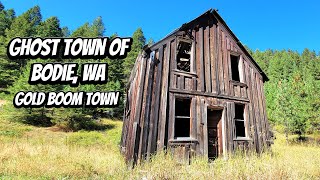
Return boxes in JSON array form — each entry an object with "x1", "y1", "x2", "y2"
[
  {"x1": 222, "y1": 34, "x2": 230, "y2": 95},
  {"x1": 192, "y1": 29, "x2": 197, "y2": 91},
  {"x1": 260, "y1": 79, "x2": 270, "y2": 144},
  {"x1": 168, "y1": 93, "x2": 175, "y2": 141},
  {"x1": 129, "y1": 55, "x2": 147, "y2": 161},
  {"x1": 139, "y1": 55, "x2": 155, "y2": 160},
  {"x1": 203, "y1": 102, "x2": 208, "y2": 158},
  {"x1": 218, "y1": 27, "x2": 224, "y2": 95},
  {"x1": 191, "y1": 97, "x2": 197, "y2": 139},
  {"x1": 196, "y1": 97, "x2": 201, "y2": 154},
  {"x1": 226, "y1": 102, "x2": 232, "y2": 152},
  {"x1": 204, "y1": 26, "x2": 212, "y2": 92},
  {"x1": 147, "y1": 47, "x2": 164, "y2": 158},
  {"x1": 210, "y1": 25, "x2": 217, "y2": 94},
  {"x1": 222, "y1": 106, "x2": 227, "y2": 158},
  {"x1": 230, "y1": 102, "x2": 235, "y2": 152},
  {"x1": 158, "y1": 42, "x2": 172, "y2": 149},
  {"x1": 199, "y1": 27, "x2": 205, "y2": 92},
  {"x1": 251, "y1": 68, "x2": 261, "y2": 153},
  {"x1": 256, "y1": 77, "x2": 266, "y2": 149}
]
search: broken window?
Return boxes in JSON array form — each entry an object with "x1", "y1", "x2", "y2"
[
  {"x1": 176, "y1": 37, "x2": 192, "y2": 72},
  {"x1": 234, "y1": 103, "x2": 246, "y2": 138},
  {"x1": 230, "y1": 54, "x2": 240, "y2": 82},
  {"x1": 175, "y1": 98, "x2": 191, "y2": 138}
]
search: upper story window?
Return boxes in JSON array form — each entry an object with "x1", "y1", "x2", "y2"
[
  {"x1": 230, "y1": 54, "x2": 240, "y2": 82},
  {"x1": 176, "y1": 37, "x2": 192, "y2": 72}
]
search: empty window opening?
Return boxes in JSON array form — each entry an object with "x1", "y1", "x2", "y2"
[
  {"x1": 175, "y1": 98, "x2": 191, "y2": 138},
  {"x1": 234, "y1": 104, "x2": 246, "y2": 138},
  {"x1": 231, "y1": 54, "x2": 240, "y2": 81},
  {"x1": 176, "y1": 38, "x2": 192, "y2": 72}
]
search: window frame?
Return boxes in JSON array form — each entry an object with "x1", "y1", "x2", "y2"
[
  {"x1": 229, "y1": 51, "x2": 245, "y2": 84},
  {"x1": 175, "y1": 36, "x2": 193, "y2": 73},
  {"x1": 174, "y1": 97, "x2": 192, "y2": 139},
  {"x1": 233, "y1": 103, "x2": 248, "y2": 139}
]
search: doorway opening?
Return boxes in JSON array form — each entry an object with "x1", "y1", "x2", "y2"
[{"x1": 207, "y1": 108, "x2": 223, "y2": 160}]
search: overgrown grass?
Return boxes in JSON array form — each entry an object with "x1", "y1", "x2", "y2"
[{"x1": 0, "y1": 116, "x2": 319, "y2": 179}]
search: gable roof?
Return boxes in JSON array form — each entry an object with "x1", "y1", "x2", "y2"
[{"x1": 150, "y1": 9, "x2": 269, "y2": 82}]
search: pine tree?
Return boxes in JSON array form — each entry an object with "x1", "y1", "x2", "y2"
[
  {"x1": 5, "y1": 5, "x2": 41, "y2": 39},
  {"x1": 36, "y1": 16, "x2": 63, "y2": 37},
  {"x1": 123, "y1": 28, "x2": 145, "y2": 81},
  {"x1": 0, "y1": 8, "x2": 15, "y2": 36},
  {"x1": 0, "y1": 2, "x2": 17, "y2": 91}
]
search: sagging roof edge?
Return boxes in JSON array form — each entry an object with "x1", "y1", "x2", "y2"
[{"x1": 148, "y1": 9, "x2": 269, "y2": 82}]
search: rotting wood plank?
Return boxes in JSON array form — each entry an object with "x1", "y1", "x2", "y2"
[
  {"x1": 130, "y1": 122, "x2": 138, "y2": 162},
  {"x1": 222, "y1": 105, "x2": 227, "y2": 157},
  {"x1": 218, "y1": 27, "x2": 224, "y2": 95},
  {"x1": 256, "y1": 77, "x2": 266, "y2": 149},
  {"x1": 129, "y1": 55, "x2": 147, "y2": 161},
  {"x1": 199, "y1": 98, "x2": 205, "y2": 155},
  {"x1": 228, "y1": 52, "x2": 235, "y2": 97},
  {"x1": 254, "y1": 73, "x2": 264, "y2": 151},
  {"x1": 168, "y1": 93, "x2": 175, "y2": 141},
  {"x1": 138, "y1": 56, "x2": 154, "y2": 160},
  {"x1": 196, "y1": 97, "x2": 201, "y2": 154},
  {"x1": 210, "y1": 25, "x2": 217, "y2": 94},
  {"x1": 222, "y1": 32, "x2": 230, "y2": 96},
  {"x1": 226, "y1": 102, "x2": 232, "y2": 152},
  {"x1": 147, "y1": 47, "x2": 164, "y2": 158},
  {"x1": 196, "y1": 29, "x2": 201, "y2": 91},
  {"x1": 199, "y1": 27, "x2": 205, "y2": 92},
  {"x1": 203, "y1": 102, "x2": 208, "y2": 158},
  {"x1": 255, "y1": 73, "x2": 264, "y2": 151},
  {"x1": 191, "y1": 98, "x2": 197, "y2": 139},
  {"x1": 204, "y1": 26, "x2": 211, "y2": 93},
  {"x1": 260, "y1": 79, "x2": 270, "y2": 143},
  {"x1": 230, "y1": 102, "x2": 235, "y2": 152},
  {"x1": 158, "y1": 42, "x2": 171, "y2": 149},
  {"x1": 180, "y1": 75, "x2": 184, "y2": 90},
  {"x1": 243, "y1": 63, "x2": 252, "y2": 149},
  {"x1": 246, "y1": 64, "x2": 257, "y2": 151},
  {"x1": 192, "y1": 29, "x2": 197, "y2": 91},
  {"x1": 251, "y1": 68, "x2": 261, "y2": 153},
  {"x1": 146, "y1": 50, "x2": 158, "y2": 159},
  {"x1": 214, "y1": 25, "x2": 220, "y2": 95},
  {"x1": 171, "y1": 39, "x2": 177, "y2": 89}
]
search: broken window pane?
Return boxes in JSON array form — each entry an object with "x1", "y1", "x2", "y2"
[{"x1": 177, "y1": 38, "x2": 192, "y2": 72}]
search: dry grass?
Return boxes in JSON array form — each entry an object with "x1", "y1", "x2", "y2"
[{"x1": 0, "y1": 117, "x2": 319, "y2": 179}]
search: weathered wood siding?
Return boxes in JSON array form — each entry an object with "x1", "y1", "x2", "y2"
[{"x1": 121, "y1": 10, "x2": 271, "y2": 163}]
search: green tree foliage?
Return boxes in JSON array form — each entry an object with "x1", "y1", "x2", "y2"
[
  {"x1": 252, "y1": 48, "x2": 320, "y2": 136},
  {"x1": 123, "y1": 28, "x2": 145, "y2": 81},
  {"x1": 0, "y1": 5, "x2": 42, "y2": 91},
  {"x1": 36, "y1": 16, "x2": 63, "y2": 37},
  {"x1": 0, "y1": 7, "x2": 15, "y2": 36},
  {"x1": 0, "y1": 3, "x2": 17, "y2": 92},
  {"x1": 5, "y1": 5, "x2": 41, "y2": 39},
  {"x1": 71, "y1": 17, "x2": 104, "y2": 37}
]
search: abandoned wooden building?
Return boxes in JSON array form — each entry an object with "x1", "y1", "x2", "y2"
[{"x1": 121, "y1": 9, "x2": 272, "y2": 163}]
